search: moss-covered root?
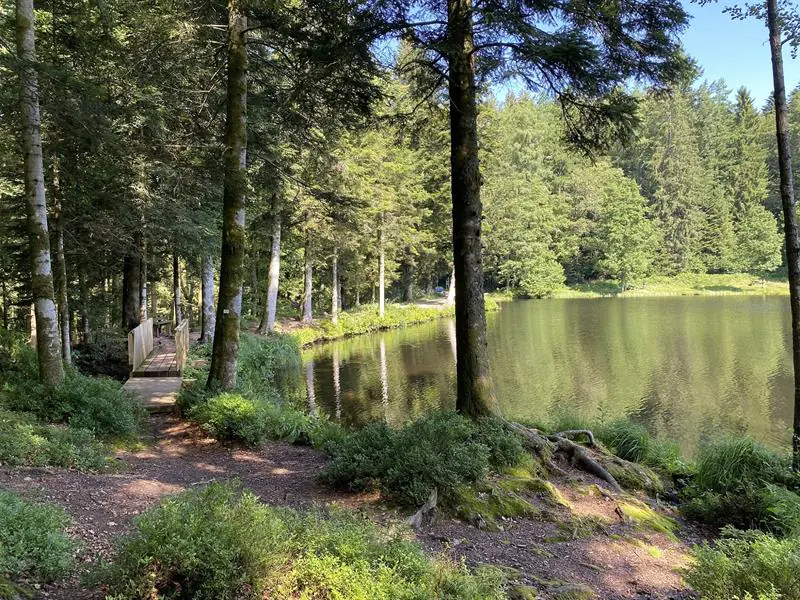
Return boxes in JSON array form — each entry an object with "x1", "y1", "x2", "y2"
[{"x1": 506, "y1": 422, "x2": 663, "y2": 495}]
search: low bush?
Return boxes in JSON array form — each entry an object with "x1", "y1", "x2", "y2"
[
  {"x1": 236, "y1": 333, "x2": 302, "y2": 401},
  {"x1": 72, "y1": 332, "x2": 129, "y2": 380},
  {"x1": 320, "y1": 411, "x2": 526, "y2": 507},
  {"x1": 685, "y1": 527, "x2": 800, "y2": 600},
  {"x1": 0, "y1": 491, "x2": 75, "y2": 584},
  {"x1": 681, "y1": 437, "x2": 800, "y2": 535},
  {"x1": 100, "y1": 482, "x2": 507, "y2": 600},
  {"x1": 1, "y1": 345, "x2": 142, "y2": 439},
  {"x1": 0, "y1": 409, "x2": 109, "y2": 470}
]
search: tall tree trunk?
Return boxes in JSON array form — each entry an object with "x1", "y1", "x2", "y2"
[
  {"x1": 378, "y1": 226, "x2": 385, "y2": 318},
  {"x1": 16, "y1": 0, "x2": 63, "y2": 388},
  {"x1": 208, "y1": 1, "x2": 247, "y2": 389},
  {"x1": 78, "y1": 269, "x2": 89, "y2": 343},
  {"x1": 302, "y1": 232, "x2": 313, "y2": 324},
  {"x1": 331, "y1": 245, "x2": 339, "y2": 324},
  {"x1": 51, "y1": 159, "x2": 71, "y2": 365},
  {"x1": 200, "y1": 254, "x2": 216, "y2": 343},
  {"x1": 1, "y1": 280, "x2": 8, "y2": 330},
  {"x1": 139, "y1": 243, "x2": 148, "y2": 321},
  {"x1": 355, "y1": 286, "x2": 360, "y2": 307},
  {"x1": 768, "y1": 0, "x2": 800, "y2": 471},
  {"x1": 122, "y1": 252, "x2": 141, "y2": 331},
  {"x1": 447, "y1": 266, "x2": 456, "y2": 306},
  {"x1": 260, "y1": 210, "x2": 281, "y2": 333},
  {"x1": 447, "y1": 0, "x2": 498, "y2": 418},
  {"x1": 172, "y1": 253, "x2": 182, "y2": 325}
]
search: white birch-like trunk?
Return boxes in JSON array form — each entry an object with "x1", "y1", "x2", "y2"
[
  {"x1": 447, "y1": 266, "x2": 456, "y2": 306},
  {"x1": 16, "y1": 0, "x2": 64, "y2": 388},
  {"x1": 302, "y1": 233, "x2": 313, "y2": 324},
  {"x1": 173, "y1": 253, "x2": 182, "y2": 325},
  {"x1": 265, "y1": 212, "x2": 281, "y2": 332},
  {"x1": 140, "y1": 244, "x2": 148, "y2": 322},
  {"x1": 378, "y1": 228, "x2": 385, "y2": 318},
  {"x1": 201, "y1": 254, "x2": 216, "y2": 342},
  {"x1": 331, "y1": 245, "x2": 339, "y2": 324},
  {"x1": 51, "y1": 160, "x2": 71, "y2": 365}
]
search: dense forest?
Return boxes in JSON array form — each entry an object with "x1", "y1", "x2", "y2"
[{"x1": 0, "y1": 2, "x2": 791, "y2": 340}]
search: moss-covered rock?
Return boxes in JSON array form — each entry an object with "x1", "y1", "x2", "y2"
[
  {"x1": 508, "y1": 584, "x2": 539, "y2": 599},
  {"x1": 618, "y1": 500, "x2": 677, "y2": 539}
]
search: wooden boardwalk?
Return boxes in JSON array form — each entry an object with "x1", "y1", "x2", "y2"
[{"x1": 125, "y1": 338, "x2": 182, "y2": 413}]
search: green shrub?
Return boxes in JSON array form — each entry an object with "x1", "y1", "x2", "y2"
[
  {"x1": 0, "y1": 409, "x2": 109, "y2": 470},
  {"x1": 100, "y1": 482, "x2": 507, "y2": 600},
  {"x1": 596, "y1": 420, "x2": 686, "y2": 475},
  {"x1": 681, "y1": 438, "x2": 799, "y2": 534},
  {"x1": 0, "y1": 491, "x2": 75, "y2": 583},
  {"x1": 685, "y1": 527, "x2": 800, "y2": 600},
  {"x1": 1, "y1": 350, "x2": 143, "y2": 439},
  {"x1": 321, "y1": 412, "x2": 526, "y2": 507},
  {"x1": 236, "y1": 333, "x2": 301, "y2": 400}
]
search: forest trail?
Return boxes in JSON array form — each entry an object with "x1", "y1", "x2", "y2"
[{"x1": 0, "y1": 415, "x2": 699, "y2": 600}]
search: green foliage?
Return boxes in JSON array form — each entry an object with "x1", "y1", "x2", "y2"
[
  {"x1": 1, "y1": 346, "x2": 142, "y2": 439},
  {"x1": 0, "y1": 409, "x2": 109, "y2": 470},
  {"x1": 685, "y1": 527, "x2": 800, "y2": 600},
  {"x1": 236, "y1": 333, "x2": 302, "y2": 400},
  {"x1": 0, "y1": 491, "x2": 75, "y2": 584},
  {"x1": 100, "y1": 482, "x2": 507, "y2": 600},
  {"x1": 596, "y1": 420, "x2": 686, "y2": 475},
  {"x1": 320, "y1": 412, "x2": 526, "y2": 507},
  {"x1": 682, "y1": 438, "x2": 800, "y2": 535}
]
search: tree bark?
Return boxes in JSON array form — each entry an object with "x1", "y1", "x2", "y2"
[
  {"x1": 172, "y1": 253, "x2": 182, "y2": 325},
  {"x1": 51, "y1": 159, "x2": 71, "y2": 365},
  {"x1": 139, "y1": 243, "x2": 148, "y2": 321},
  {"x1": 200, "y1": 254, "x2": 216, "y2": 343},
  {"x1": 78, "y1": 269, "x2": 89, "y2": 343},
  {"x1": 447, "y1": 265, "x2": 456, "y2": 306},
  {"x1": 260, "y1": 210, "x2": 281, "y2": 333},
  {"x1": 16, "y1": 0, "x2": 64, "y2": 389},
  {"x1": 208, "y1": 0, "x2": 247, "y2": 390},
  {"x1": 402, "y1": 257, "x2": 413, "y2": 302},
  {"x1": 447, "y1": 0, "x2": 499, "y2": 418},
  {"x1": 331, "y1": 245, "x2": 339, "y2": 324},
  {"x1": 768, "y1": 0, "x2": 800, "y2": 471},
  {"x1": 122, "y1": 252, "x2": 141, "y2": 331},
  {"x1": 378, "y1": 225, "x2": 385, "y2": 318},
  {"x1": 302, "y1": 231, "x2": 313, "y2": 324}
]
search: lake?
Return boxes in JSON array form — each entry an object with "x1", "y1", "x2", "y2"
[{"x1": 300, "y1": 297, "x2": 794, "y2": 455}]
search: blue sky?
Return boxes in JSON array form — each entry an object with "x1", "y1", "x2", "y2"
[{"x1": 683, "y1": 1, "x2": 800, "y2": 105}]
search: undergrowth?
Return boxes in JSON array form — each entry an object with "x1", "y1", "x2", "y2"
[
  {"x1": 685, "y1": 527, "x2": 800, "y2": 600},
  {"x1": 99, "y1": 482, "x2": 508, "y2": 600},
  {"x1": 0, "y1": 491, "x2": 75, "y2": 593},
  {"x1": 320, "y1": 411, "x2": 526, "y2": 507}
]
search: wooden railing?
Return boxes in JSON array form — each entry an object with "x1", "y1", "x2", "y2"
[
  {"x1": 128, "y1": 318, "x2": 154, "y2": 372},
  {"x1": 175, "y1": 319, "x2": 189, "y2": 374}
]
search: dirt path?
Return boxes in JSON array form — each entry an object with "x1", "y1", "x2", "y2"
[{"x1": 0, "y1": 416, "x2": 699, "y2": 599}]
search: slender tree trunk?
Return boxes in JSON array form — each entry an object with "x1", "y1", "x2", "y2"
[
  {"x1": 302, "y1": 232, "x2": 313, "y2": 324},
  {"x1": 172, "y1": 253, "x2": 182, "y2": 325},
  {"x1": 1, "y1": 280, "x2": 8, "y2": 330},
  {"x1": 200, "y1": 254, "x2": 216, "y2": 343},
  {"x1": 768, "y1": 0, "x2": 800, "y2": 471},
  {"x1": 140, "y1": 242, "x2": 148, "y2": 321},
  {"x1": 260, "y1": 210, "x2": 281, "y2": 333},
  {"x1": 78, "y1": 270, "x2": 89, "y2": 343},
  {"x1": 447, "y1": 0, "x2": 498, "y2": 418},
  {"x1": 447, "y1": 266, "x2": 456, "y2": 306},
  {"x1": 51, "y1": 159, "x2": 71, "y2": 365},
  {"x1": 355, "y1": 286, "x2": 360, "y2": 307},
  {"x1": 16, "y1": 0, "x2": 63, "y2": 388},
  {"x1": 122, "y1": 252, "x2": 141, "y2": 331},
  {"x1": 208, "y1": 1, "x2": 247, "y2": 389},
  {"x1": 331, "y1": 245, "x2": 339, "y2": 324},
  {"x1": 378, "y1": 226, "x2": 385, "y2": 318}
]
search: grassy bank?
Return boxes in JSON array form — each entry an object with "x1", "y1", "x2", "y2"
[
  {"x1": 285, "y1": 295, "x2": 503, "y2": 347},
  {"x1": 555, "y1": 273, "x2": 789, "y2": 298}
]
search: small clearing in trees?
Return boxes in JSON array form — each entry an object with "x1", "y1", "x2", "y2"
[{"x1": 0, "y1": 415, "x2": 701, "y2": 600}]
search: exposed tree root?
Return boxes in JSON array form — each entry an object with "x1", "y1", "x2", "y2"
[{"x1": 504, "y1": 421, "x2": 656, "y2": 494}]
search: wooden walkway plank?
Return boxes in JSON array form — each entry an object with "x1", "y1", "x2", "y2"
[{"x1": 123, "y1": 377, "x2": 183, "y2": 413}]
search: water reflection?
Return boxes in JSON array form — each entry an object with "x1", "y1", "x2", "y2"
[{"x1": 300, "y1": 297, "x2": 794, "y2": 455}]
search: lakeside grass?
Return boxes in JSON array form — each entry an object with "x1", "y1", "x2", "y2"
[
  {"x1": 283, "y1": 294, "x2": 503, "y2": 347},
  {"x1": 555, "y1": 273, "x2": 789, "y2": 298}
]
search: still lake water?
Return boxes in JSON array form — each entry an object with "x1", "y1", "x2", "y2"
[{"x1": 300, "y1": 297, "x2": 794, "y2": 455}]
